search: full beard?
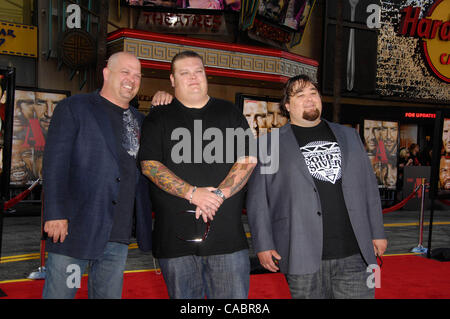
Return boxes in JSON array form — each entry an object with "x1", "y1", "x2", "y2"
[
  {"x1": 443, "y1": 179, "x2": 450, "y2": 190},
  {"x1": 303, "y1": 108, "x2": 320, "y2": 121}
]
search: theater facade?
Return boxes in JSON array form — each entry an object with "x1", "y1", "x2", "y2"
[{"x1": 0, "y1": 0, "x2": 449, "y2": 201}]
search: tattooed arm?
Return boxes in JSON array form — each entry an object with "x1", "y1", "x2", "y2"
[
  {"x1": 140, "y1": 160, "x2": 223, "y2": 222},
  {"x1": 140, "y1": 160, "x2": 191, "y2": 198},
  {"x1": 217, "y1": 156, "x2": 257, "y2": 199}
]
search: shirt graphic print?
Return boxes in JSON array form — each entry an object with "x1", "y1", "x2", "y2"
[
  {"x1": 300, "y1": 141, "x2": 342, "y2": 184},
  {"x1": 122, "y1": 109, "x2": 140, "y2": 158}
]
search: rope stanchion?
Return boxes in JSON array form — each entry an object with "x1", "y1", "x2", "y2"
[
  {"x1": 382, "y1": 184, "x2": 421, "y2": 214},
  {"x1": 4, "y1": 179, "x2": 40, "y2": 210},
  {"x1": 411, "y1": 179, "x2": 428, "y2": 254},
  {"x1": 242, "y1": 188, "x2": 422, "y2": 216},
  {"x1": 28, "y1": 190, "x2": 46, "y2": 280},
  {"x1": 0, "y1": 179, "x2": 43, "y2": 282}
]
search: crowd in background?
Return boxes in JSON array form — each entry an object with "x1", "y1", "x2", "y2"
[{"x1": 397, "y1": 142, "x2": 432, "y2": 190}]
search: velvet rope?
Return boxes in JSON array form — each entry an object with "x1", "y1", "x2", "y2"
[
  {"x1": 439, "y1": 199, "x2": 450, "y2": 206},
  {"x1": 382, "y1": 185, "x2": 422, "y2": 214},
  {"x1": 3, "y1": 179, "x2": 40, "y2": 210},
  {"x1": 242, "y1": 186, "x2": 423, "y2": 216}
]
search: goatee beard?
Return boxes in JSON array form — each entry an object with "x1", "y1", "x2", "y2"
[{"x1": 303, "y1": 108, "x2": 320, "y2": 121}]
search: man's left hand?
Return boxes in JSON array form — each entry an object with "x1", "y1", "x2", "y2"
[{"x1": 151, "y1": 91, "x2": 173, "y2": 106}]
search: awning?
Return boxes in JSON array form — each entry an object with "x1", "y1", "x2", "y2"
[{"x1": 107, "y1": 28, "x2": 318, "y2": 87}]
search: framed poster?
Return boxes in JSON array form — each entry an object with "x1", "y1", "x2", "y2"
[
  {"x1": 362, "y1": 119, "x2": 399, "y2": 190},
  {"x1": 236, "y1": 94, "x2": 288, "y2": 138},
  {"x1": 0, "y1": 67, "x2": 15, "y2": 199},
  {"x1": 11, "y1": 88, "x2": 69, "y2": 187},
  {"x1": 257, "y1": 0, "x2": 315, "y2": 31},
  {"x1": 430, "y1": 112, "x2": 450, "y2": 199}
]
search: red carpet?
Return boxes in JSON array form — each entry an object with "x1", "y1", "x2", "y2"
[
  {"x1": 374, "y1": 255, "x2": 450, "y2": 299},
  {"x1": 0, "y1": 255, "x2": 449, "y2": 299}
]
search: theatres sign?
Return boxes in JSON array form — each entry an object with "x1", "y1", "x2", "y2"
[
  {"x1": 398, "y1": 0, "x2": 450, "y2": 83},
  {"x1": 136, "y1": 11, "x2": 227, "y2": 35}
]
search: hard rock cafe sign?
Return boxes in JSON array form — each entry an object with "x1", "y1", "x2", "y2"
[{"x1": 398, "y1": 0, "x2": 450, "y2": 83}]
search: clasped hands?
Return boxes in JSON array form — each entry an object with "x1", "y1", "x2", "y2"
[{"x1": 188, "y1": 186, "x2": 225, "y2": 223}]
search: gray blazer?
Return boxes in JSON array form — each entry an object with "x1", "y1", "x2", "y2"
[{"x1": 246, "y1": 120, "x2": 386, "y2": 275}]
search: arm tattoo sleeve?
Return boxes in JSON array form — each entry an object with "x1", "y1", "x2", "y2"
[
  {"x1": 218, "y1": 158, "x2": 256, "y2": 198},
  {"x1": 141, "y1": 160, "x2": 191, "y2": 198}
]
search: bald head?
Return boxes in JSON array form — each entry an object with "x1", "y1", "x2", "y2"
[
  {"x1": 107, "y1": 52, "x2": 138, "y2": 69},
  {"x1": 100, "y1": 52, "x2": 142, "y2": 109}
]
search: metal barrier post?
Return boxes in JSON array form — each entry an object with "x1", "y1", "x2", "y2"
[
  {"x1": 28, "y1": 191, "x2": 46, "y2": 280},
  {"x1": 411, "y1": 178, "x2": 428, "y2": 254},
  {"x1": 427, "y1": 199, "x2": 435, "y2": 259}
]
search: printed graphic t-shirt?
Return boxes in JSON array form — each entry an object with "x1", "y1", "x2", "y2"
[
  {"x1": 291, "y1": 121, "x2": 360, "y2": 260},
  {"x1": 98, "y1": 94, "x2": 138, "y2": 244}
]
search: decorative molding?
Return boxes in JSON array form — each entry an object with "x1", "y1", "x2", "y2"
[{"x1": 107, "y1": 28, "x2": 318, "y2": 84}]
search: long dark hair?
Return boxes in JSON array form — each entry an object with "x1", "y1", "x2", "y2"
[{"x1": 280, "y1": 74, "x2": 319, "y2": 118}]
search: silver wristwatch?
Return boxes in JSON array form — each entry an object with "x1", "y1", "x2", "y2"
[{"x1": 212, "y1": 189, "x2": 226, "y2": 200}]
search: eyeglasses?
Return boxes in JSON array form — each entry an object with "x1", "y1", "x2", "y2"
[{"x1": 176, "y1": 210, "x2": 210, "y2": 243}]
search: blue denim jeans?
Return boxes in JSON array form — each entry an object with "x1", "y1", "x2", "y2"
[
  {"x1": 158, "y1": 249, "x2": 250, "y2": 299},
  {"x1": 42, "y1": 242, "x2": 129, "y2": 299},
  {"x1": 285, "y1": 253, "x2": 375, "y2": 299}
]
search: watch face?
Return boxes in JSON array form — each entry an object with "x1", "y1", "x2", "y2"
[{"x1": 214, "y1": 189, "x2": 224, "y2": 199}]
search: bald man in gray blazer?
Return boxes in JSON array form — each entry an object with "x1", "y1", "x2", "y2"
[{"x1": 246, "y1": 75, "x2": 387, "y2": 299}]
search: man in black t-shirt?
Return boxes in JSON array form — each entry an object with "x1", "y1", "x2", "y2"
[
  {"x1": 246, "y1": 74, "x2": 387, "y2": 299},
  {"x1": 138, "y1": 51, "x2": 256, "y2": 299}
]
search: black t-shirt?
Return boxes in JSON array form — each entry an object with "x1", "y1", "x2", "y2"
[
  {"x1": 291, "y1": 121, "x2": 360, "y2": 260},
  {"x1": 138, "y1": 97, "x2": 252, "y2": 258},
  {"x1": 98, "y1": 95, "x2": 137, "y2": 245}
]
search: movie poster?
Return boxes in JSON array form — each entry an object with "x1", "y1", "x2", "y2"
[
  {"x1": 11, "y1": 89, "x2": 68, "y2": 186},
  {"x1": 438, "y1": 118, "x2": 450, "y2": 192},
  {"x1": 363, "y1": 119, "x2": 399, "y2": 189},
  {"x1": 242, "y1": 98, "x2": 288, "y2": 137},
  {"x1": 258, "y1": 0, "x2": 314, "y2": 31},
  {"x1": 125, "y1": 0, "x2": 241, "y2": 10}
]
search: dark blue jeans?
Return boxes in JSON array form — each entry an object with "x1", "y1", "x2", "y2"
[
  {"x1": 42, "y1": 242, "x2": 129, "y2": 299},
  {"x1": 285, "y1": 253, "x2": 375, "y2": 299},
  {"x1": 158, "y1": 249, "x2": 250, "y2": 299}
]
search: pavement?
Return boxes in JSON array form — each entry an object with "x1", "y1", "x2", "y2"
[{"x1": 1, "y1": 201, "x2": 450, "y2": 284}]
